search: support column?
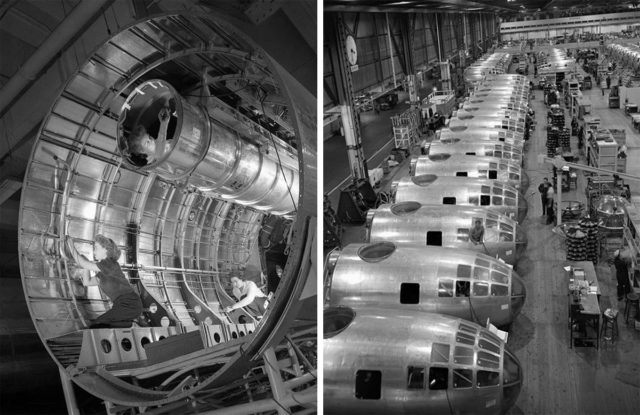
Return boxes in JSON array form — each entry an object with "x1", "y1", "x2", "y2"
[
  {"x1": 333, "y1": 13, "x2": 369, "y2": 182},
  {"x1": 263, "y1": 347, "x2": 288, "y2": 415},
  {"x1": 386, "y1": 13, "x2": 397, "y2": 88},
  {"x1": 59, "y1": 367, "x2": 81, "y2": 415},
  {"x1": 341, "y1": 105, "x2": 368, "y2": 180}
]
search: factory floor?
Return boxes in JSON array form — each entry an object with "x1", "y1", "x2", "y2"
[
  {"x1": 507, "y1": 67, "x2": 640, "y2": 415},
  {"x1": 324, "y1": 63, "x2": 640, "y2": 413}
]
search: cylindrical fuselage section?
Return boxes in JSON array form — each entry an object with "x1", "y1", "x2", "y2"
[
  {"x1": 448, "y1": 117, "x2": 527, "y2": 135},
  {"x1": 324, "y1": 307, "x2": 523, "y2": 415},
  {"x1": 118, "y1": 79, "x2": 299, "y2": 215},
  {"x1": 455, "y1": 110, "x2": 526, "y2": 124},
  {"x1": 326, "y1": 243, "x2": 525, "y2": 327},
  {"x1": 412, "y1": 155, "x2": 527, "y2": 191},
  {"x1": 437, "y1": 128, "x2": 525, "y2": 145},
  {"x1": 392, "y1": 175, "x2": 528, "y2": 223},
  {"x1": 462, "y1": 102, "x2": 530, "y2": 115},
  {"x1": 367, "y1": 203, "x2": 526, "y2": 265},
  {"x1": 425, "y1": 140, "x2": 523, "y2": 165}
]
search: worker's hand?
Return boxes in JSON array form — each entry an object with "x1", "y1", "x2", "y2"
[
  {"x1": 223, "y1": 306, "x2": 233, "y2": 313},
  {"x1": 158, "y1": 107, "x2": 171, "y2": 122}
]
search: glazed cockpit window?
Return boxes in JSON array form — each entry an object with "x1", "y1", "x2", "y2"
[
  {"x1": 491, "y1": 284, "x2": 509, "y2": 297},
  {"x1": 431, "y1": 343, "x2": 450, "y2": 364},
  {"x1": 500, "y1": 222, "x2": 513, "y2": 232},
  {"x1": 453, "y1": 369, "x2": 473, "y2": 389},
  {"x1": 500, "y1": 232, "x2": 513, "y2": 242},
  {"x1": 477, "y1": 370, "x2": 500, "y2": 387},
  {"x1": 428, "y1": 367, "x2": 449, "y2": 390},
  {"x1": 438, "y1": 279, "x2": 454, "y2": 297},
  {"x1": 473, "y1": 282, "x2": 489, "y2": 297},
  {"x1": 479, "y1": 338, "x2": 501, "y2": 354},
  {"x1": 477, "y1": 351, "x2": 500, "y2": 369},
  {"x1": 453, "y1": 345, "x2": 474, "y2": 363},
  {"x1": 457, "y1": 265, "x2": 472, "y2": 279},
  {"x1": 474, "y1": 266, "x2": 490, "y2": 281},
  {"x1": 456, "y1": 280, "x2": 470, "y2": 297},
  {"x1": 491, "y1": 270, "x2": 509, "y2": 284}
]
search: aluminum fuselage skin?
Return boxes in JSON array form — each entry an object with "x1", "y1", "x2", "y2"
[
  {"x1": 324, "y1": 307, "x2": 523, "y2": 415},
  {"x1": 392, "y1": 176, "x2": 528, "y2": 223},
  {"x1": 411, "y1": 155, "x2": 529, "y2": 191},
  {"x1": 367, "y1": 203, "x2": 527, "y2": 265},
  {"x1": 326, "y1": 243, "x2": 526, "y2": 327}
]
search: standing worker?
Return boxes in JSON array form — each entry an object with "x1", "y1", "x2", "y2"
[
  {"x1": 606, "y1": 74, "x2": 611, "y2": 89},
  {"x1": 546, "y1": 184, "x2": 555, "y2": 225},
  {"x1": 613, "y1": 250, "x2": 632, "y2": 301},
  {"x1": 538, "y1": 178, "x2": 550, "y2": 216},
  {"x1": 67, "y1": 235, "x2": 142, "y2": 328}
]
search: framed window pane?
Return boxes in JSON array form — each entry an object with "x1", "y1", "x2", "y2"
[
  {"x1": 491, "y1": 284, "x2": 509, "y2": 297},
  {"x1": 453, "y1": 345, "x2": 474, "y2": 364},
  {"x1": 428, "y1": 367, "x2": 448, "y2": 390},
  {"x1": 474, "y1": 267, "x2": 490, "y2": 280},
  {"x1": 477, "y1": 370, "x2": 500, "y2": 387},
  {"x1": 438, "y1": 279, "x2": 454, "y2": 297},
  {"x1": 407, "y1": 366, "x2": 425, "y2": 389},
  {"x1": 478, "y1": 338, "x2": 501, "y2": 354},
  {"x1": 491, "y1": 271, "x2": 509, "y2": 284},
  {"x1": 473, "y1": 282, "x2": 489, "y2": 297},
  {"x1": 477, "y1": 351, "x2": 500, "y2": 369},
  {"x1": 453, "y1": 369, "x2": 473, "y2": 389},
  {"x1": 455, "y1": 280, "x2": 470, "y2": 297},
  {"x1": 431, "y1": 343, "x2": 450, "y2": 363},
  {"x1": 457, "y1": 264, "x2": 472, "y2": 279}
]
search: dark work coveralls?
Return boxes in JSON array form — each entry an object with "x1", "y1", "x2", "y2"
[
  {"x1": 92, "y1": 258, "x2": 142, "y2": 328},
  {"x1": 614, "y1": 255, "x2": 632, "y2": 300},
  {"x1": 538, "y1": 183, "x2": 548, "y2": 215}
]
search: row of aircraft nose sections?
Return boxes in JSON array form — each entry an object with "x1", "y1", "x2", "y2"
[{"x1": 324, "y1": 71, "x2": 531, "y2": 414}]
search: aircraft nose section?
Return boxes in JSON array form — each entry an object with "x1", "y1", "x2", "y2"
[
  {"x1": 502, "y1": 349, "x2": 523, "y2": 413},
  {"x1": 515, "y1": 224, "x2": 528, "y2": 259},
  {"x1": 511, "y1": 272, "x2": 526, "y2": 317}
]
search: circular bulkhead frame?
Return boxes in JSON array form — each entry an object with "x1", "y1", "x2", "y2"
[{"x1": 18, "y1": 3, "x2": 315, "y2": 410}]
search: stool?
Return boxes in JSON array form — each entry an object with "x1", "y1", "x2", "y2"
[
  {"x1": 600, "y1": 311, "x2": 619, "y2": 342},
  {"x1": 623, "y1": 293, "x2": 640, "y2": 325}
]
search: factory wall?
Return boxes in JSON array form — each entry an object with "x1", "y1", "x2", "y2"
[{"x1": 323, "y1": 11, "x2": 498, "y2": 111}]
